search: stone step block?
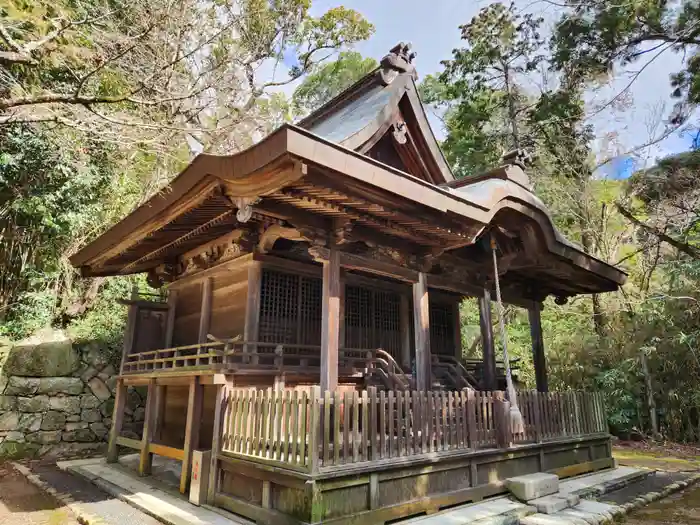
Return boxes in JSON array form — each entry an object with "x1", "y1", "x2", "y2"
[
  {"x1": 560, "y1": 493, "x2": 581, "y2": 507},
  {"x1": 529, "y1": 495, "x2": 569, "y2": 514},
  {"x1": 506, "y1": 473, "x2": 559, "y2": 502}
]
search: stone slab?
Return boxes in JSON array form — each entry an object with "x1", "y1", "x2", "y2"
[
  {"x1": 506, "y1": 472, "x2": 559, "y2": 501},
  {"x1": 403, "y1": 496, "x2": 534, "y2": 524},
  {"x1": 521, "y1": 514, "x2": 585, "y2": 525},
  {"x1": 558, "y1": 466, "x2": 644, "y2": 496},
  {"x1": 529, "y1": 495, "x2": 569, "y2": 514},
  {"x1": 59, "y1": 458, "x2": 250, "y2": 525}
]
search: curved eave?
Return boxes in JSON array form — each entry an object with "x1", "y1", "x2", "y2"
[{"x1": 70, "y1": 124, "x2": 626, "y2": 290}]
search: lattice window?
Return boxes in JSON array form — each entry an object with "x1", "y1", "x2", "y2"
[
  {"x1": 259, "y1": 269, "x2": 322, "y2": 345},
  {"x1": 299, "y1": 276, "x2": 322, "y2": 345},
  {"x1": 430, "y1": 302, "x2": 455, "y2": 355},
  {"x1": 345, "y1": 284, "x2": 402, "y2": 359},
  {"x1": 259, "y1": 269, "x2": 300, "y2": 343}
]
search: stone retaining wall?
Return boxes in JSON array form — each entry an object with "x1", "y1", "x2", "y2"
[{"x1": 0, "y1": 333, "x2": 144, "y2": 459}]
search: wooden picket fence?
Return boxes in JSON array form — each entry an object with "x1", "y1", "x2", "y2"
[{"x1": 219, "y1": 387, "x2": 607, "y2": 473}]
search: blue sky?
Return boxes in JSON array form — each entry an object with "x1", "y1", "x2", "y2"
[{"x1": 302, "y1": 0, "x2": 698, "y2": 178}]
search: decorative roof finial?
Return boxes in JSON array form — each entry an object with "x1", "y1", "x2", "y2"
[
  {"x1": 500, "y1": 149, "x2": 533, "y2": 170},
  {"x1": 379, "y1": 42, "x2": 417, "y2": 85}
]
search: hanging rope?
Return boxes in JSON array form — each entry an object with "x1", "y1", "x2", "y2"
[{"x1": 490, "y1": 235, "x2": 524, "y2": 433}]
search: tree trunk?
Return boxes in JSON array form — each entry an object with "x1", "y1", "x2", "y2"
[
  {"x1": 580, "y1": 223, "x2": 606, "y2": 337},
  {"x1": 640, "y1": 350, "x2": 660, "y2": 439}
]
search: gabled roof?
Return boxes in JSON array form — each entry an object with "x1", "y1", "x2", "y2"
[
  {"x1": 296, "y1": 43, "x2": 455, "y2": 185},
  {"x1": 69, "y1": 43, "x2": 627, "y2": 302}
]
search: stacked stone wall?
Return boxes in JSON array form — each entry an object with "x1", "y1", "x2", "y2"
[{"x1": 0, "y1": 334, "x2": 144, "y2": 459}]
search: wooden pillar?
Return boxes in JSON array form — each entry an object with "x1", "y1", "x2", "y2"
[
  {"x1": 244, "y1": 262, "x2": 262, "y2": 363},
  {"x1": 207, "y1": 384, "x2": 226, "y2": 505},
  {"x1": 479, "y1": 289, "x2": 497, "y2": 391},
  {"x1": 321, "y1": 249, "x2": 341, "y2": 392},
  {"x1": 138, "y1": 379, "x2": 157, "y2": 476},
  {"x1": 164, "y1": 289, "x2": 177, "y2": 348},
  {"x1": 197, "y1": 277, "x2": 212, "y2": 344},
  {"x1": 180, "y1": 376, "x2": 203, "y2": 494},
  {"x1": 107, "y1": 379, "x2": 126, "y2": 463},
  {"x1": 120, "y1": 304, "x2": 139, "y2": 375},
  {"x1": 413, "y1": 272, "x2": 431, "y2": 391},
  {"x1": 339, "y1": 274, "x2": 346, "y2": 349},
  {"x1": 153, "y1": 385, "x2": 167, "y2": 443},
  {"x1": 528, "y1": 303, "x2": 548, "y2": 392},
  {"x1": 452, "y1": 299, "x2": 463, "y2": 360},
  {"x1": 399, "y1": 293, "x2": 411, "y2": 370}
]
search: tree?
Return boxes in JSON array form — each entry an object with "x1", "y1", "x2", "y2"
[
  {"x1": 551, "y1": 0, "x2": 700, "y2": 125},
  {"x1": 0, "y1": 0, "x2": 373, "y2": 150},
  {"x1": 292, "y1": 51, "x2": 377, "y2": 114},
  {"x1": 0, "y1": 0, "x2": 375, "y2": 337},
  {"x1": 422, "y1": 3, "x2": 615, "y2": 336},
  {"x1": 420, "y1": 2, "x2": 545, "y2": 176}
]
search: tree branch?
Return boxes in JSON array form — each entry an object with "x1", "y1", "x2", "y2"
[{"x1": 615, "y1": 202, "x2": 700, "y2": 259}]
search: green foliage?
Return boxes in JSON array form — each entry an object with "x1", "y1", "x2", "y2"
[
  {"x1": 0, "y1": 124, "x2": 120, "y2": 338},
  {"x1": 0, "y1": 0, "x2": 374, "y2": 343},
  {"x1": 420, "y1": 2, "x2": 545, "y2": 176},
  {"x1": 435, "y1": 3, "x2": 700, "y2": 443},
  {"x1": 293, "y1": 51, "x2": 377, "y2": 113},
  {"x1": 551, "y1": 0, "x2": 700, "y2": 123}
]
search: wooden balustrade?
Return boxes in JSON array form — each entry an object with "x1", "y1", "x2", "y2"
[
  {"x1": 121, "y1": 341, "x2": 411, "y2": 384},
  {"x1": 217, "y1": 387, "x2": 607, "y2": 474}
]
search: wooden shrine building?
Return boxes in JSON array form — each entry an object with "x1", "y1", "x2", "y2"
[{"x1": 71, "y1": 43, "x2": 627, "y2": 525}]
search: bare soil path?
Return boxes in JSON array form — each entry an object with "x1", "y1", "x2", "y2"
[{"x1": 0, "y1": 463, "x2": 79, "y2": 525}]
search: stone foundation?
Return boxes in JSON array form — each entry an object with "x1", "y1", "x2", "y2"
[{"x1": 0, "y1": 333, "x2": 144, "y2": 459}]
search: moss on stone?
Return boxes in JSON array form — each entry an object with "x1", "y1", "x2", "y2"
[{"x1": 0, "y1": 440, "x2": 40, "y2": 459}]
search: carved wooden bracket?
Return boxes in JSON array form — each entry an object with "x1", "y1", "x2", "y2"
[
  {"x1": 333, "y1": 220, "x2": 354, "y2": 246},
  {"x1": 258, "y1": 224, "x2": 330, "y2": 254},
  {"x1": 308, "y1": 245, "x2": 331, "y2": 262},
  {"x1": 392, "y1": 121, "x2": 408, "y2": 145}
]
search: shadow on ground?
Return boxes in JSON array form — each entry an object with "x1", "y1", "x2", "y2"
[{"x1": 0, "y1": 464, "x2": 80, "y2": 524}]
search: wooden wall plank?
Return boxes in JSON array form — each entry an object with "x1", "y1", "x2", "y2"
[
  {"x1": 399, "y1": 294, "x2": 412, "y2": 370},
  {"x1": 244, "y1": 262, "x2": 262, "y2": 360},
  {"x1": 198, "y1": 278, "x2": 213, "y2": 344},
  {"x1": 164, "y1": 290, "x2": 177, "y2": 348}
]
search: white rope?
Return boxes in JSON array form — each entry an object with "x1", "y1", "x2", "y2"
[{"x1": 490, "y1": 235, "x2": 524, "y2": 431}]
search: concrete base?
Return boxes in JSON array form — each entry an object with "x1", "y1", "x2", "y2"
[
  {"x1": 57, "y1": 457, "x2": 250, "y2": 525},
  {"x1": 406, "y1": 467, "x2": 647, "y2": 524},
  {"x1": 506, "y1": 473, "x2": 560, "y2": 501}
]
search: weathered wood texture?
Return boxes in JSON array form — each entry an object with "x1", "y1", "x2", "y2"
[
  {"x1": 528, "y1": 304, "x2": 548, "y2": 392},
  {"x1": 413, "y1": 273, "x2": 431, "y2": 391},
  {"x1": 217, "y1": 388, "x2": 607, "y2": 474},
  {"x1": 172, "y1": 282, "x2": 204, "y2": 347},
  {"x1": 321, "y1": 249, "x2": 340, "y2": 392},
  {"x1": 155, "y1": 384, "x2": 217, "y2": 450},
  {"x1": 214, "y1": 432, "x2": 613, "y2": 525},
  {"x1": 479, "y1": 289, "x2": 497, "y2": 391}
]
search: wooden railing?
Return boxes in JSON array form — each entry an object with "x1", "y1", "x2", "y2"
[
  {"x1": 218, "y1": 388, "x2": 607, "y2": 474},
  {"x1": 122, "y1": 341, "x2": 412, "y2": 387}
]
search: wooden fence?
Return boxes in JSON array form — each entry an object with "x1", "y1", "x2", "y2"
[{"x1": 219, "y1": 387, "x2": 607, "y2": 473}]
